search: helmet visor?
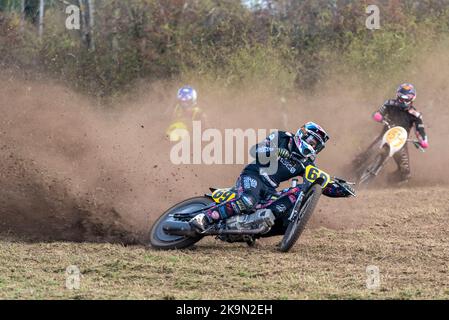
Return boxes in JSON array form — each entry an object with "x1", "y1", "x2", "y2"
[
  {"x1": 305, "y1": 132, "x2": 325, "y2": 153},
  {"x1": 294, "y1": 136, "x2": 316, "y2": 158},
  {"x1": 398, "y1": 95, "x2": 413, "y2": 105}
]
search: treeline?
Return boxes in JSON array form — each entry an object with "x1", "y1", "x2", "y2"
[{"x1": 1, "y1": 0, "x2": 449, "y2": 97}]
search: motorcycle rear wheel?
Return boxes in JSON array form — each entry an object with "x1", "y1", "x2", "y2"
[{"x1": 149, "y1": 196, "x2": 214, "y2": 250}]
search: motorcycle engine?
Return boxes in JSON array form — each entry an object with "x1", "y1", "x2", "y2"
[{"x1": 225, "y1": 209, "x2": 276, "y2": 234}]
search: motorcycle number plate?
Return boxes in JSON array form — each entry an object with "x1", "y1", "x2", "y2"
[
  {"x1": 304, "y1": 165, "x2": 331, "y2": 188},
  {"x1": 211, "y1": 188, "x2": 236, "y2": 203},
  {"x1": 166, "y1": 121, "x2": 189, "y2": 142},
  {"x1": 382, "y1": 126, "x2": 408, "y2": 157},
  {"x1": 385, "y1": 127, "x2": 407, "y2": 148}
]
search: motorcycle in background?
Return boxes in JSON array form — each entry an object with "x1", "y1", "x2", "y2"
[
  {"x1": 355, "y1": 118, "x2": 425, "y2": 187},
  {"x1": 166, "y1": 120, "x2": 189, "y2": 142}
]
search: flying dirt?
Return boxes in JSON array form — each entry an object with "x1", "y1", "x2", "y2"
[{"x1": 0, "y1": 46, "x2": 449, "y2": 245}]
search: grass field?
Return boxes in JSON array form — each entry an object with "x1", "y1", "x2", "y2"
[{"x1": 1, "y1": 187, "x2": 448, "y2": 300}]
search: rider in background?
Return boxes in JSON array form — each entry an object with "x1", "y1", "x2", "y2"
[
  {"x1": 353, "y1": 83, "x2": 428, "y2": 183},
  {"x1": 173, "y1": 86, "x2": 206, "y2": 123},
  {"x1": 190, "y1": 122, "x2": 354, "y2": 231},
  {"x1": 166, "y1": 85, "x2": 207, "y2": 141}
]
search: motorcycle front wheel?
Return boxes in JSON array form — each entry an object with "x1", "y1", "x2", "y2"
[
  {"x1": 278, "y1": 184, "x2": 322, "y2": 252},
  {"x1": 357, "y1": 148, "x2": 389, "y2": 187}
]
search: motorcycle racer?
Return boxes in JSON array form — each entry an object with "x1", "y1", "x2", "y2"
[
  {"x1": 353, "y1": 83, "x2": 428, "y2": 183},
  {"x1": 166, "y1": 85, "x2": 208, "y2": 141},
  {"x1": 172, "y1": 85, "x2": 206, "y2": 123},
  {"x1": 190, "y1": 122, "x2": 354, "y2": 231}
]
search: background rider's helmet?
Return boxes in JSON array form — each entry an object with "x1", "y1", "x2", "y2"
[
  {"x1": 294, "y1": 122, "x2": 329, "y2": 158},
  {"x1": 396, "y1": 83, "x2": 416, "y2": 109},
  {"x1": 177, "y1": 86, "x2": 198, "y2": 109}
]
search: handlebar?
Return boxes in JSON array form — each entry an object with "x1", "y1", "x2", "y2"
[
  {"x1": 333, "y1": 178, "x2": 356, "y2": 197},
  {"x1": 407, "y1": 139, "x2": 426, "y2": 152},
  {"x1": 289, "y1": 151, "x2": 356, "y2": 196},
  {"x1": 382, "y1": 120, "x2": 392, "y2": 129}
]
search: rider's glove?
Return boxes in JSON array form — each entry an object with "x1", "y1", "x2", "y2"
[
  {"x1": 342, "y1": 183, "x2": 356, "y2": 196},
  {"x1": 420, "y1": 140, "x2": 429, "y2": 149},
  {"x1": 323, "y1": 181, "x2": 355, "y2": 198},
  {"x1": 373, "y1": 112, "x2": 383, "y2": 122},
  {"x1": 278, "y1": 148, "x2": 290, "y2": 159}
]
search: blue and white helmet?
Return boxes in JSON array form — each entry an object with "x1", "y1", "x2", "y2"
[
  {"x1": 177, "y1": 85, "x2": 197, "y2": 108},
  {"x1": 294, "y1": 122, "x2": 329, "y2": 158}
]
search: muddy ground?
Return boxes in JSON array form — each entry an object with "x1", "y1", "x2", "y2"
[{"x1": 0, "y1": 186, "x2": 448, "y2": 299}]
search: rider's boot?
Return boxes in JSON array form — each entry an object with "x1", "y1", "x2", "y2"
[
  {"x1": 397, "y1": 172, "x2": 411, "y2": 187},
  {"x1": 396, "y1": 178, "x2": 410, "y2": 187},
  {"x1": 189, "y1": 213, "x2": 214, "y2": 232},
  {"x1": 388, "y1": 170, "x2": 410, "y2": 186}
]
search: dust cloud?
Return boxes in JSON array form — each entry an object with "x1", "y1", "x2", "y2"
[{"x1": 1, "y1": 45, "x2": 448, "y2": 243}]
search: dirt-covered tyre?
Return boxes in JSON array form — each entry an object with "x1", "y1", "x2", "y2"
[
  {"x1": 279, "y1": 184, "x2": 322, "y2": 252},
  {"x1": 357, "y1": 148, "x2": 388, "y2": 187},
  {"x1": 149, "y1": 196, "x2": 214, "y2": 250}
]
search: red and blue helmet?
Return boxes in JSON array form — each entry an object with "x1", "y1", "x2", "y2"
[
  {"x1": 177, "y1": 86, "x2": 198, "y2": 108},
  {"x1": 294, "y1": 122, "x2": 329, "y2": 158},
  {"x1": 396, "y1": 83, "x2": 416, "y2": 108}
]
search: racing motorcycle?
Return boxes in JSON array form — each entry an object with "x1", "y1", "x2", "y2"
[
  {"x1": 166, "y1": 120, "x2": 189, "y2": 142},
  {"x1": 355, "y1": 118, "x2": 425, "y2": 187},
  {"x1": 149, "y1": 152, "x2": 356, "y2": 252}
]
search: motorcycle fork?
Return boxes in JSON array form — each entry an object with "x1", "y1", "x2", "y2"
[
  {"x1": 372, "y1": 146, "x2": 391, "y2": 176},
  {"x1": 373, "y1": 158, "x2": 388, "y2": 176},
  {"x1": 288, "y1": 191, "x2": 304, "y2": 221}
]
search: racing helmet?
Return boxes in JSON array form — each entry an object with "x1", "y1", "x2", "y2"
[
  {"x1": 294, "y1": 122, "x2": 329, "y2": 158},
  {"x1": 396, "y1": 83, "x2": 416, "y2": 109},
  {"x1": 177, "y1": 85, "x2": 198, "y2": 109}
]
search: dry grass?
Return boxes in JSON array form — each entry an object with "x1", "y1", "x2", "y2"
[{"x1": 1, "y1": 187, "x2": 448, "y2": 300}]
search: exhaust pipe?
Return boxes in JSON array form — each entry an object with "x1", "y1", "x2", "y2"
[
  {"x1": 163, "y1": 222, "x2": 269, "y2": 237},
  {"x1": 163, "y1": 221, "x2": 197, "y2": 237}
]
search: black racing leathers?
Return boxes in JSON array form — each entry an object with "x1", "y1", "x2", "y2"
[
  {"x1": 378, "y1": 99, "x2": 427, "y2": 142},
  {"x1": 205, "y1": 131, "x2": 352, "y2": 221},
  {"x1": 244, "y1": 130, "x2": 311, "y2": 187}
]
